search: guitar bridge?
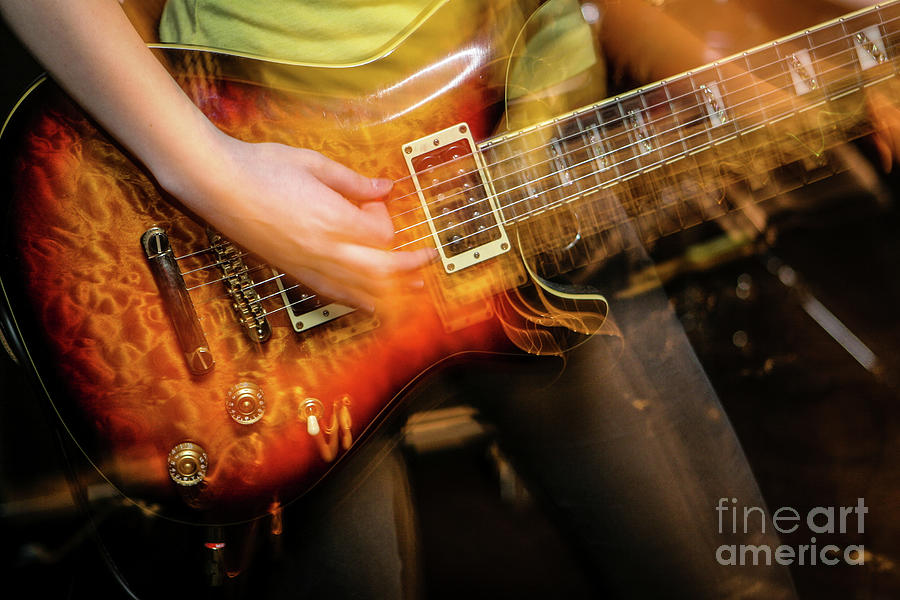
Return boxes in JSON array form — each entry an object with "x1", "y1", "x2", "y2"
[
  {"x1": 207, "y1": 230, "x2": 271, "y2": 343},
  {"x1": 403, "y1": 123, "x2": 510, "y2": 274}
]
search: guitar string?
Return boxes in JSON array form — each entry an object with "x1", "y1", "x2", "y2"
[
  {"x1": 193, "y1": 39, "x2": 890, "y2": 314},
  {"x1": 377, "y1": 14, "x2": 900, "y2": 220},
  {"x1": 174, "y1": 241, "x2": 227, "y2": 261},
  {"x1": 169, "y1": 13, "x2": 898, "y2": 265},
  {"x1": 390, "y1": 49, "x2": 891, "y2": 251},
  {"x1": 235, "y1": 66, "x2": 880, "y2": 323},
  {"x1": 276, "y1": 18, "x2": 900, "y2": 267},
  {"x1": 186, "y1": 264, "x2": 267, "y2": 292},
  {"x1": 178, "y1": 24, "x2": 886, "y2": 285},
  {"x1": 375, "y1": 11, "x2": 900, "y2": 209},
  {"x1": 180, "y1": 251, "x2": 252, "y2": 276},
  {"x1": 177, "y1": 21, "x2": 896, "y2": 307},
  {"x1": 175, "y1": 18, "x2": 895, "y2": 272},
  {"x1": 392, "y1": 25, "x2": 896, "y2": 227}
]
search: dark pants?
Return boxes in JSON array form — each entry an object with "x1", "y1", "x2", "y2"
[{"x1": 258, "y1": 263, "x2": 797, "y2": 599}]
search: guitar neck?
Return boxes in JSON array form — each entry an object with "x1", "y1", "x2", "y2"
[{"x1": 477, "y1": 1, "x2": 900, "y2": 275}]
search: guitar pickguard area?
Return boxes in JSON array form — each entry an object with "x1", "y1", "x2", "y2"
[{"x1": 271, "y1": 270, "x2": 355, "y2": 334}]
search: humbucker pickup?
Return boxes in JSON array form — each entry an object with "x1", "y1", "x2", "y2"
[{"x1": 403, "y1": 123, "x2": 510, "y2": 274}]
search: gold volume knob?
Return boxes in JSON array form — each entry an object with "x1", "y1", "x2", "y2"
[
  {"x1": 168, "y1": 442, "x2": 208, "y2": 486},
  {"x1": 227, "y1": 382, "x2": 265, "y2": 425}
]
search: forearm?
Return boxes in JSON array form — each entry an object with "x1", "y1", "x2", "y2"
[
  {"x1": 1, "y1": 0, "x2": 433, "y2": 308},
  {"x1": 600, "y1": 0, "x2": 713, "y2": 84},
  {"x1": 0, "y1": 0, "x2": 221, "y2": 203}
]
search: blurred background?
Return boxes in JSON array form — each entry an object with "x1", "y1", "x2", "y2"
[{"x1": 1, "y1": 1, "x2": 899, "y2": 598}]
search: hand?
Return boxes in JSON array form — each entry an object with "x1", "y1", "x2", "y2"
[
  {"x1": 165, "y1": 129, "x2": 434, "y2": 312},
  {"x1": 868, "y1": 89, "x2": 900, "y2": 173},
  {"x1": 0, "y1": 1, "x2": 429, "y2": 311}
]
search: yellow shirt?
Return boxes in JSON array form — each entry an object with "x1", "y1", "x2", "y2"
[{"x1": 158, "y1": 0, "x2": 598, "y2": 94}]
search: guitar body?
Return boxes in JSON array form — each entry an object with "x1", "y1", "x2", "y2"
[
  {"x1": 0, "y1": 1, "x2": 554, "y2": 523},
  {"x1": 5, "y1": 0, "x2": 894, "y2": 525}
]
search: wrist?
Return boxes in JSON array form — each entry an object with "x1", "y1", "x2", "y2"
[{"x1": 150, "y1": 117, "x2": 237, "y2": 213}]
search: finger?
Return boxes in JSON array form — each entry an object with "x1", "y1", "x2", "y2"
[
  {"x1": 291, "y1": 267, "x2": 378, "y2": 314},
  {"x1": 313, "y1": 187, "x2": 395, "y2": 248},
  {"x1": 868, "y1": 91, "x2": 900, "y2": 172},
  {"x1": 872, "y1": 132, "x2": 893, "y2": 173},
  {"x1": 306, "y1": 152, "x2": 393, "y2": 201},
  {"x1": 304, "y1": 246, "x2": 435, "y2": 299},
  {"x1": 333, "y1": 244, "x2": 436, "y2": 282}
]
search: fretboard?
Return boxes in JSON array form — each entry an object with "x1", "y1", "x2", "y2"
[{"x1": 479, "y1": 1, "x2": 900, "y2": 274}]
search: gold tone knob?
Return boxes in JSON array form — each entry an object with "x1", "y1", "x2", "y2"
[
  {"x1": 227, "y1": 382, "x2": 265, "y2": 425},
  {"x1": 187, "y1": 347, "x2": 215, "y2": 375},
  {"x1": 168, "y1": 442, "x2": 208, "y2": 486}
]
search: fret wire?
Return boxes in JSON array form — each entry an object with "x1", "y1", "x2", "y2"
[
  {"x1": 802, "y1": 29, "x2": 825, "y2": 95},
  {"x1": 415, "y1": 42, "x2": 885, "y2": 244},
  {"x1": 766, "y1": 40, "x2": 797, "y2": 114},
  {"x1": 574, "y1": 114, "x2": 605, "y2": 235},
  {"x1": 688, "y1": 70, "x2": 718, "y2": 226},
  {"x1": 398, "y1": 25, "x2": 900, "y2": 233},
  {"x1": 399, "y1": 71, "x2": 879, "y2": 254},
  {"x1": 179, "y1": 7, "x2": 900, "y2": 256},
  {"x1": 661, "y1": 81, "x2": 694, "y2": 229},
  {"x1": 604, "y1": 101, "x2": 638, "y2": 218},
  {"x1": 390, "y1": 14, "x2": 900, "y2": 230},
  {"x1": 384, "y1": 0, "x2": 900, "y2": 205},
  {"x1": 843, "y1": 18, "x2": 867, "y2": 91},
  {"x1": 809, "y1": 28, "x2": 844, "y2": 95},
  {"x1": 662, "y1": 80, "x2": 687, "y2": 153},
  {"x1": 715, "y1": 62, "x2": 743, "y2": 138},
  {"x1": 746, "y1": 46, "x2": 792, "y2": 179},
  {"x1": 194, "y1": 7, "x2": 900, "y2": 314},
  {"x1": 621, "y1": 100, "x2": 649, "y2": 244},
  {"x1": 636, "y1": 90, "x2": 660, "y2": 164},
  {"x1": 590, "y1": 114, "x2": 612, "y2": 179},
  {"x1": 690, "y1": 72, "x2": 716, "y2": 149},
  {"x1": 877, "y1": 3, "x2": 900, "y2": 77},
  {"x1": 518, "y1": 143, "x2": 539, "y2": 219},
  {"x1": 757, "y1": 58, "x2": 792, "y2": 188},
  {"x1": 552, "y1": 119, "x2": 574, "y2": 194},
  {"x1": 626, "y1": 99, "x2": 645, "y2": 171},
  {"x1": 578, "y1": 113, "x2": 606, "y2": 190},
  {"x1": 606, "y1": 101, "x2": 628, "y2": 179},
  {"x1": 553, "y1": 118, "x2": 578, "y2": 269},
  {"x1": 634, "y1": 90, "x2": 667, "y2": 236}
]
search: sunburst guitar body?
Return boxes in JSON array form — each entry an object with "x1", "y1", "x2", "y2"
[
  {"x1": 4, "y1": 0, "x2": 900, "y2": 523},
  {"x1": 0, "y1": 1, "x2": 603, "y2": 524}
]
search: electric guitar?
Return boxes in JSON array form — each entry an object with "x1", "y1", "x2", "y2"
[{"x1": 1, "y1": 0, "x2": 898, "y2": 524}]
